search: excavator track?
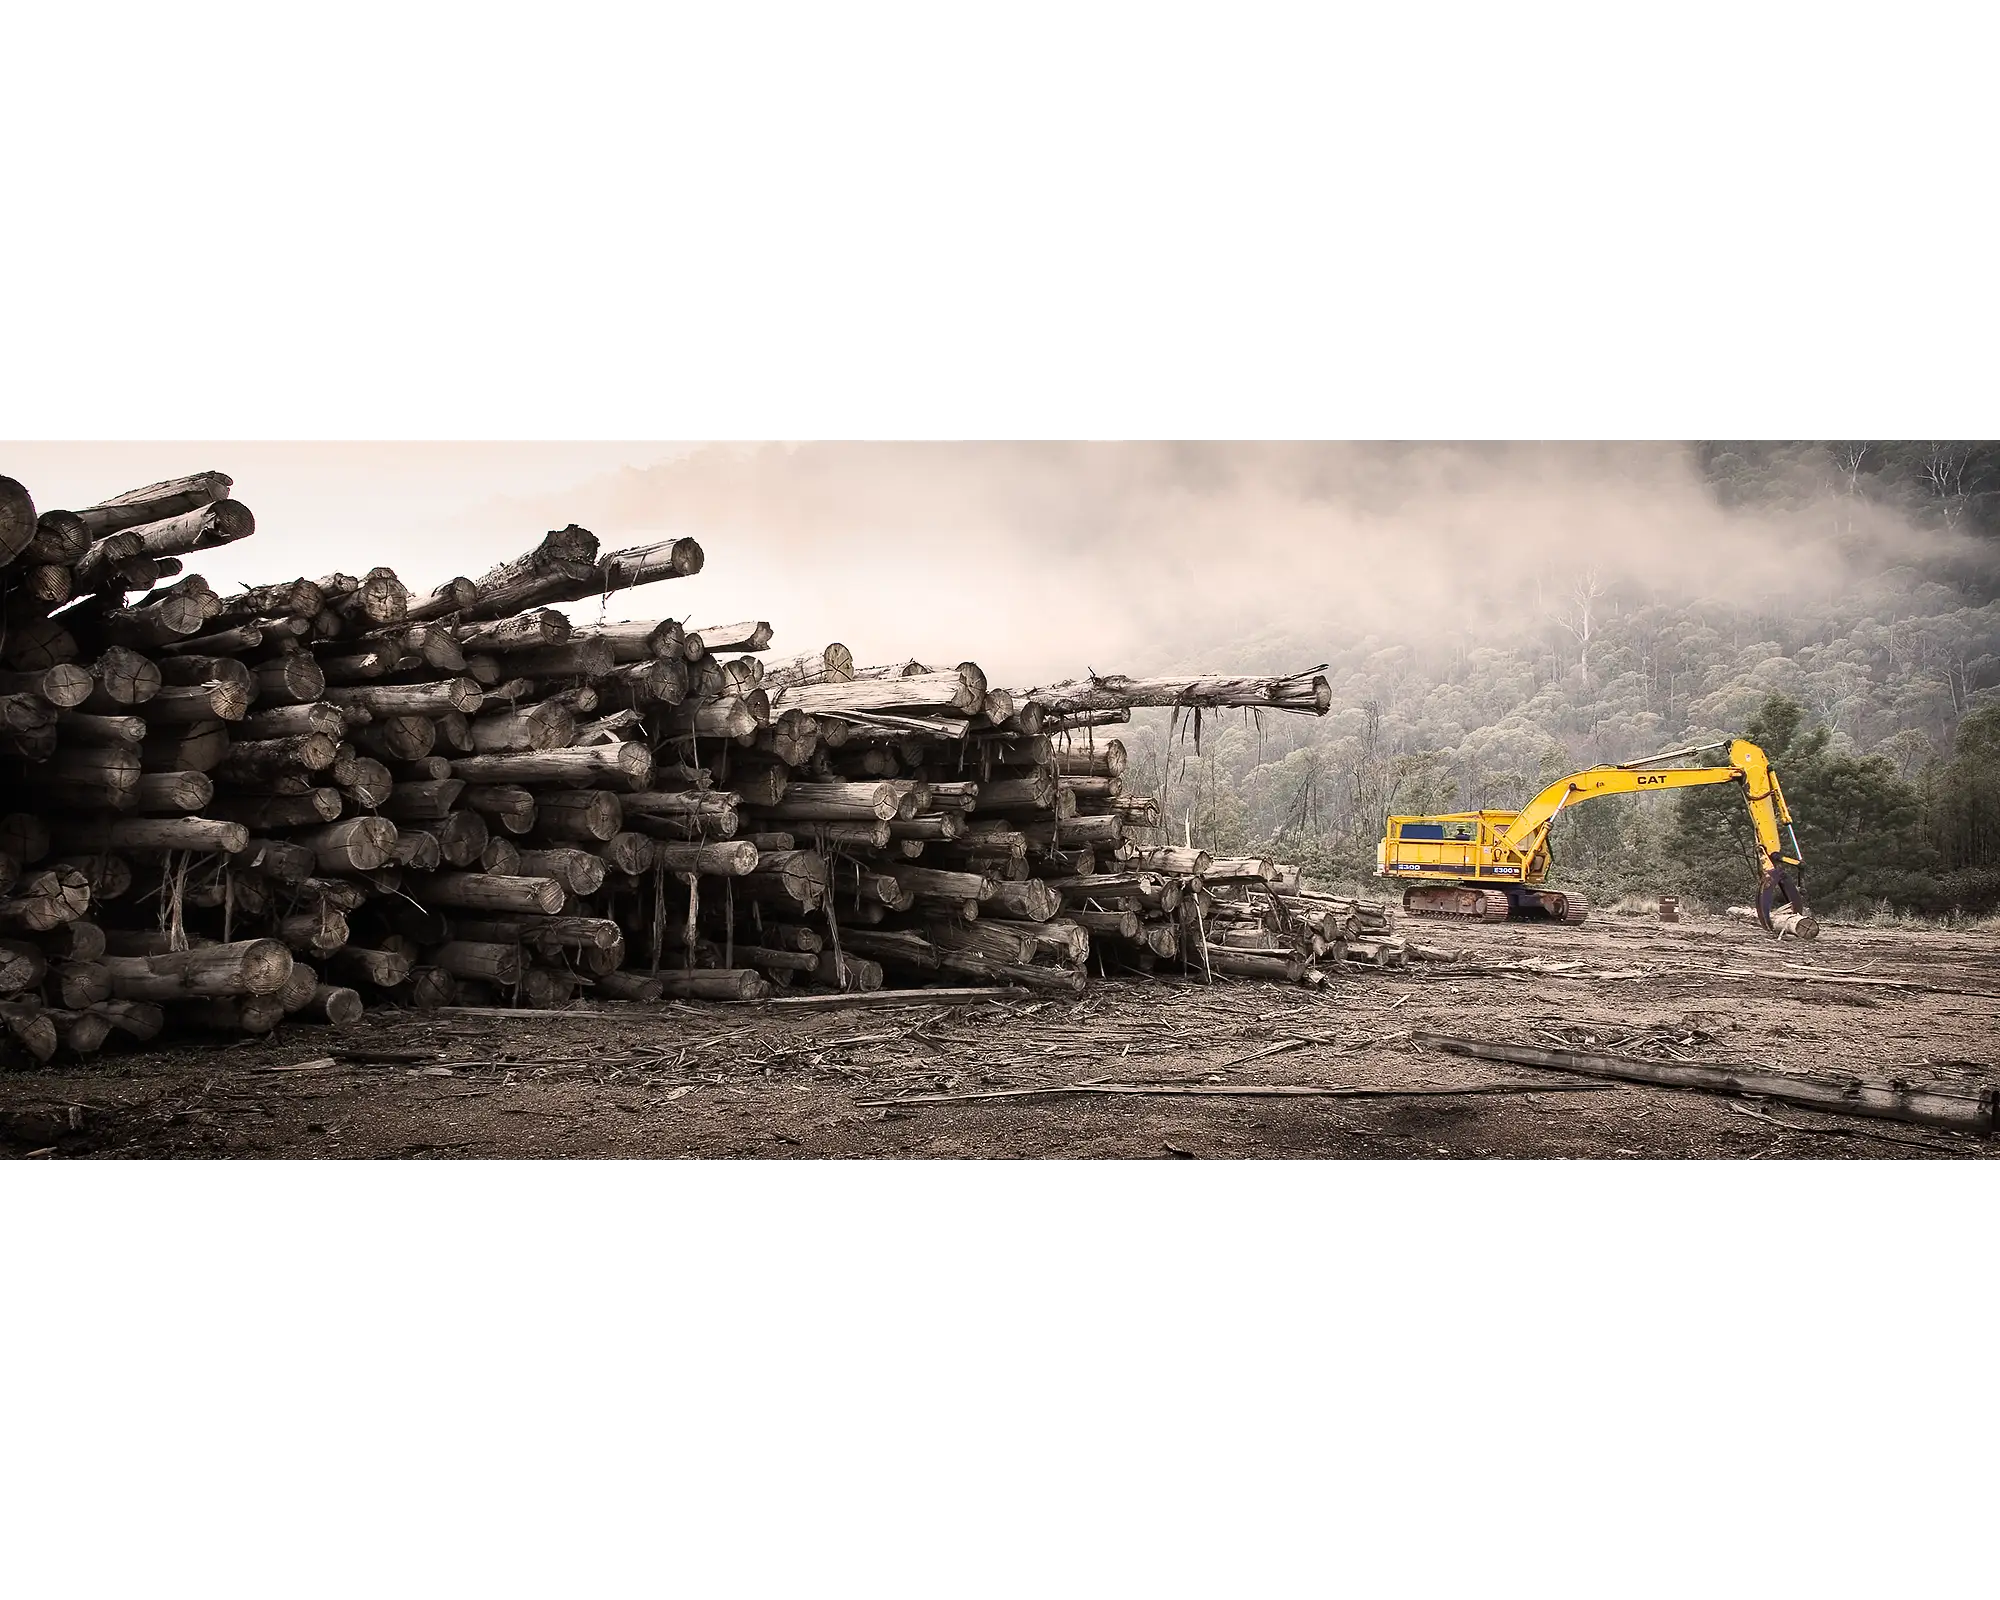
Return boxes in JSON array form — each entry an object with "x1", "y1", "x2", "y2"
[
  {"x1": 1400, "y1": 886, "x2": 1591, "y2": 925},
  {"x1": 1402, "y1": 885, "x2": 1511, "y2": 922},
  {"x1": 1515, "y1": 890, "x2": 1590, "y2": 925}
]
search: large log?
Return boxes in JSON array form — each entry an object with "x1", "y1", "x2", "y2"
[
  {"x1": 452, "y1": 916, "x2": 624, "y2": 952},
  {"x1": 889, "y1": 865, "x2": 993, "y2": 906},
  {"x1": 278, "y1": 908, "x2": 350, "y2": 954},
  {"x1": 449, "y1": 742, "x2": 651, "y2": 787},
  {"x1": 211, "y1": 789, "x2": 344, "y2": 829},
  {"x1": 984, "y1": 878, "x2": 1064, "y2": 923},
  {"x1": 217, "y1": 733, "x2": 339, "y2": 784},
  {"x1": 327, "y1": 946, "x2": 414, "y2": 988},
  {"x1": 1030, "y1": 669, "x2": 1332, "y2": 718},
  {"x1": 1124, "y1": 846, "x2": 1212, "y2": 876},
  {"x1": 0, "y1": 693, "x2": 58, "y2": 757},
  {"x1": 596, "y1": 830, "x2": 656, "y2": 876},
  {"x1": 923, "y1": 918, "x2": 1032, "y2": 965},
  {"x1": 306, "y1": 984, "x2": 366, "y2": 1026},
  {"x1": 230, "y1": 838, "x2": 317, "y2": 885},
  {"x1": 770, "y1": 671, "x2": 980, "y2": 717},
  {"x1": 1420, "y1": 1034, "x2": 1995, "y2": 1135},
  {"x1": 73, "y1": 472, "x2": 232, "y2": 538},
  {"x1": 412, "y1": 811, "x2": 489, "y2": 868},
  {"x1": 417, "y1": 873, "x2": 566, "y2": 915},
  {"x1": 141, "y1": 718, "x2": 230, "y2": 775},
  {"x1": 23, "y1": 744, "x2": 141, "y2": 810},
  {"x1": 252, "y1": 652, "x2": 330, "y2": 705},
  {"x1": 686, "y1": 621, "x2": 774, "y2": 655},
  {"x1": 211, "y1": 578, "x2": 326, "y2": 625},
  {"x1": 101, "y1": 938, "x2": 293, "y2": 999},
  {"x1": 381, "y1": 777, "x2": 466, "y2": 821},
  {"x1": 530, "y1": 789, "x2": 622, "y2": 843},
  {"x1": 573, "y1": 618, "x2": 684, "y2": 662},
  {"x1": 654, "y1": 967, "x2": 770, "y2": 1002},
  {"x1": 457, "y1": 784, "x2": 535, "y2": 836},
  {"x1": 661, "y1": 696, "x2": 763, "y2": 740},
  {"x1": 0, "y1": 474, "x2": 38, "y2": 565},
  {"x1": 0, "y1": 866, "x2": 92, "y2": 931},
  {"x1": 319, "y1": 566, "x2": 408, "y2": 630},
  {"x1": 237, "y1": 701, "x2": 345, "y2": 740},
  {"x1": 53, "y1": 816, "x2": 247, "y2": 856},
  {"x1": 652, "y1": 841, "x2": 760, "y2": 876},
  {"x1": 515, "y1": 847, "x2": 606, "y2": 897},
  {"x1": 25, "y1": 508, "x2": 89, "y2": 566},
  {"x1": 742, "y1": 849, "x2": 829, "y2": 906},
  {"x1": 0, "y1": 999, "x2": 58, "y2": 1062},
  {"x1": 76, "y1": 500, "x2": 255, "y2": 584},
  {"x1": 434, "y1": 941, "x2": 522, "y2": 984},
  {"x1": 750, "y1": 780, "x2": 903, "y2": 823},
  {"x1": 86, "y1": 646, "x2": 161, "y2": 708},
  {"x1": 470, "y1": 699, "x2": 576, "y2": 753},
  {"x1": 16, "y1": 563, "x2": 71, "y2": 609},
  {"x1": 0, "y1": 663, "x2": 94, "y2": 708},
  {"x1": 349, "y1": 714, "x2": 437, "y2": 763},
  {"x1": 579, "y1": 537, "x2": 705, "y2": 596},
  {"x1": 592, "y1": 970, "x2": 665, "y2": 1002},
  {"x1": 404, "y1": 576, "x2": 480, "y2": 624},
  {"x1": 140, "y1": 680, "x2": 253, "y2": 724},
  {"x1": 454, "y1": 608, "x2": 570, "y2": 653},
  {"x1": 294, "y1": 817, "x2": 399, "y2": 873},
  {"x1": 48, "y1": 855, "x2": 131, "y2": 903},
  {"x1": 324, "y1": 678, "x2": 483, "y2": 716},
  {"x1": 455, "y1": 525, "x2": 601, "y2": 621}
]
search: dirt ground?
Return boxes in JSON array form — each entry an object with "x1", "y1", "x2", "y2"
[{"x1": 4, "y1": 910, "x2": 1998, "y2": 1159}]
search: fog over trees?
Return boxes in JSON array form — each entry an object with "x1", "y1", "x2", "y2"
[{"x1": 1122, "y1": 442, "x2": 2000, "y2": 914}]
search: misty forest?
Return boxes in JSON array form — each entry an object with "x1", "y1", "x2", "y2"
[{"x1": 1115, "y1": 442, "x2": 2000, "y2": 917}]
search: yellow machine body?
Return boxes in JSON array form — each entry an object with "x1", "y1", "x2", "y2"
[{"x1": 1376, "y1": 738, "x2": 1809, "y2": 930}]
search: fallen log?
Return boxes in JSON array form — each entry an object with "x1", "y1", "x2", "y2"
[{"x1": 1418, "y1": 1033, "x2": 1997, "y2": 1134}]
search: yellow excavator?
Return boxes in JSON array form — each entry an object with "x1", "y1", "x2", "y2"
[{"x1": 1376, "y1": 738, "x2": 1814, "y2": 937}]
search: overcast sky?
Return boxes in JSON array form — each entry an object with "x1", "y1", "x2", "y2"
[{"x1": 2, "y1": 441, "x2": 1960, "y2": 690}]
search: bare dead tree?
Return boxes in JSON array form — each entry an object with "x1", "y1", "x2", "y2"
[
  {"x1": 1554, "y1": 569, "x2": 1606, "y2": 686},
  {"x1": 1922, "y1": 442, "x2": 1971, "y2": 530}
]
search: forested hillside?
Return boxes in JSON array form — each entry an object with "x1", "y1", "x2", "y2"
[{"x1": 1122, "y1": 442, "x2": 2000, "y2": 914}]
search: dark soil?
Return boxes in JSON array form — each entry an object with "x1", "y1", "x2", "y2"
[{"x1": 4, "y1": 911, "x2": 1997, "y2": 1159}]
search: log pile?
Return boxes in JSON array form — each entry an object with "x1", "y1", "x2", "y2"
[{"x1": 0, "y1": 465, "x2": 1346, "y2": 1059}]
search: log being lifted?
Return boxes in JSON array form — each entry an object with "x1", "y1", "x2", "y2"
[{"x1": 1029, "y1": 668, "x2": 1332, "y2": 718}]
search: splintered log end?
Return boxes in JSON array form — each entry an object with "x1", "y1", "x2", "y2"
[{"x1": 0, "y1": 474, "x2": 37, "y2": 564}]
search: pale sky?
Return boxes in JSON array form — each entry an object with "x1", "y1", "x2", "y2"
[{"x1": 1, "y1": 442, "x2": 1957, "y2": 691}]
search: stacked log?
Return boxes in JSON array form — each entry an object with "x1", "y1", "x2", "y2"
[{"x1": 0, "y1": 463, "x2": 1341, "y2": 1058}]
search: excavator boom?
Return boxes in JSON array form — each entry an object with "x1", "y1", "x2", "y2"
[{"x1": 1377, "y1": 738, "x2": 1813, "y2": 936}]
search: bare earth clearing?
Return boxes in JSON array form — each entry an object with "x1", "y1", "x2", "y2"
[{"x1": 4, "y1": 913, "x2": 1997, "y2": 1160}]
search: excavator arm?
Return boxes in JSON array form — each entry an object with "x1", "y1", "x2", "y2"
[{"x1": 1495, "y1": 739, "x2": 1808, "y2": 931}]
